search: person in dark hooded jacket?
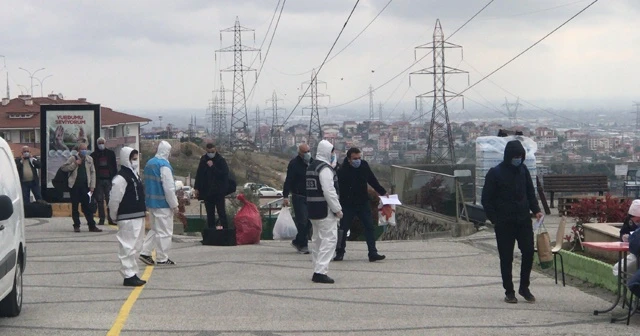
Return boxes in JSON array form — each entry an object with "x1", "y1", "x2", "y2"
[
  {"x1": 194, "y1": 143, "x2": 229, "y2": 229},
  {"x1": 481, "y1": 139, "x2": 542, "y2": 304}
]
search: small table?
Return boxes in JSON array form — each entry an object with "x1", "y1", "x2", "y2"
[{"x1": 582, "y1": 242, "x2": 634, "y2": 323}]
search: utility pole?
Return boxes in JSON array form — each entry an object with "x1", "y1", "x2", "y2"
[
  {"x1": 369, "y1": 85, "x2": 375, "y2": 121},
  {"x1": 212, "y1": 82, "x2": 230, "y2": 143},
  {"x1": 301, "y1": 69, "x2": 329, "y2": 151},
  {"x1": 266, "y1": 90, "x2": 286, "y2": 153},
  {"x1": 254, "y1": 105, "x2": 263, "y2": 149},
  {"x1": 418, "y1": 97, "x2": 424, "y2": 123},
  {"x1": 216, "y1": 17, "x2": 261, "y2": 149},
  {"x1": 410, "y1": 19, "x2": 468, "y2": 165},
  {"x1": 503, "y1": 97, "x2": 521, "y2": 127},
  {"x1": 18, "y1": 67, "x2": 45, "y2": 96},
  {"x1": 633, "y1": 102, "x2": 640, "y2": 151},
  {"x1": 1, "y1": 56, "x2": 8, "y2": 99},
  {"x1": 378, "y1": 102, "x2": 383, "y2": 122}
]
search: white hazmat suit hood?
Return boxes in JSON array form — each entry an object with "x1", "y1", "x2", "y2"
[
  {"x1": 309, "y1": 139, "x2": 341, "y2": 277},
  {"x1": 109, "y1": 146, "x2": 147, "y2": 280},
  {"x1": 155, "y1": 140, "x2": 171, "y2": 161}
]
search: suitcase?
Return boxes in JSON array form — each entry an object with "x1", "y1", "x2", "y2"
[
  {"x1": 202, "y1": 227, "x2": 237, "y2": 246},
  {"x1": 24, "y1": 201, "x2": 53, "y2": 218}
]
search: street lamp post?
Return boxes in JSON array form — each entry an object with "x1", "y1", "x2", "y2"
[
  {"x1": 18, "y1": 67, "x2": 45, "y2": 96},
  {"x1": 35, "y1": 75, "x2": 53, "y2": 97}
]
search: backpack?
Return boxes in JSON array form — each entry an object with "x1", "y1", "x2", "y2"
[{"x1": 52, "y1": 167, "x2": 70, "y2": 192}]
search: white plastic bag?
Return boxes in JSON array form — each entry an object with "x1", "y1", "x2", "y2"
[
  {"x1": 613, "y1": 253, "x2": 638, "y2": 277},
  {"x1": 273, "y1": 207, "x2": 298, "y2": 240},
  {"x1": 378, "y1": 204, "x2": 397, "y2": 226}
]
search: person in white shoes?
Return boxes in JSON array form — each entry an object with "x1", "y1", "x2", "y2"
[
  {"x1": 306, "y1": 140, "x2": 342, "y2": 284},
  {"x1": 109, "y1": 147, "x2": 147, "y2": 286},
  {"x1": 139, "y1": 141, "x2": 179, "y2": 266}
]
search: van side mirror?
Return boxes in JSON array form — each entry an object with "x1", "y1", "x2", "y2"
[{"x1": 0, "y1": 195, "x2": 14, "y2": 221}]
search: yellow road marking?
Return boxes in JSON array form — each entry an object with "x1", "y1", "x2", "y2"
[{"x1": 107, "y1": 254, "x2": 155, "y2": 336}]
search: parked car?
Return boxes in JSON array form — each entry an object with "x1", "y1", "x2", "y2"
[
  {"x1": 244, "y1": 182, "x2": 268, "y2": 192},
  {"x1": 0, "y1": 136, "x2": 26, "y2": 317},
  {"x1": 257, "y1": 187, "x2": 283, "y2": 197}
]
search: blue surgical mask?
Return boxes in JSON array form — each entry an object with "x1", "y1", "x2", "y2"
[
  {"x1": 511, "y1": 158, "x2": 522, "y2": 167},
  {"x1": 331, "y1": 153, "x2": 337, "y2": 163},
  {"x1": 80, "y1": 150, "x2": 88, "y2": 156},
  {"x1": 97, "y1": 144, "x2": 105, "y2": 150},
  {"x1": 207, "y1": 152, "x2": 215, "y2": 158},
  {"x1": 303, "y1": 152, "x2": 311, "y2": 163},
  {"x1": 351, "y1": 159, "x2": 361, "y2": 168}
]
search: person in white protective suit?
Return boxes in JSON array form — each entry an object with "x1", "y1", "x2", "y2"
[
  {"x1": 109, "y1": 147, "x2": 148, "y2": 287},
  {"x1": 305, "y1": 140, "x2": 343, "y2": 284},
  {"x1": 139, "y1": 141, "x2": 179, "y2": 266}
]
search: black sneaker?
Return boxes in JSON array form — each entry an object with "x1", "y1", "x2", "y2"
[
  {"x1": 504, "y1": 293, "x2": 518, "y2": 304},
  {"x1": 89, "y1": 226, "x2": 103, "y2": 232},
  {"x1": 312, "y1": 273, "x2": 335, "y2": 284},
  {"x1": 123, "y1": 276, "x2": 146, "y2": 287},
  {"x1": 139, "y1": 254, "x2": 155, "y2": 265},
  {"x1": 73, "y1": 226, "x2": 81, "y2": 233},
  {"x1": 133, "y1": 275, "x2": 147, "y2": 284},
  {"x1": 157, "y1": 259, "x2": 176, "y2": 265},
  {"x1": 291, "y1": 242, "x2": 303, "y2": 253},
  {"x1": 333, "y1": 254, "x2": 344, "y2": 261},
  {"x1": 369, "y1": 254, "x2": 386, "y2": 262},
  {"x1": 299, "y1": 246, "x2": 310, "y2": 254},
  {"x1": 98, "y1": 219, "x2": 105, "y2": 226},
  {"x1": 518, "y1": 289, "x2": 536, "y2": 303}
]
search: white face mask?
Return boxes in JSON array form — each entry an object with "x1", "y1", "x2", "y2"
[{"x1": 131, "y1": 160, "x2": 139, "y2": 170}]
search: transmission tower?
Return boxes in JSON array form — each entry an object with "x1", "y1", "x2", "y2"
[
  {"x1": 266, "y1": 90, "x2": 286, "y2": 152},
  {"x1": 212, "y1": 82, "x2": 230, "y2": 143},
  {"x1": 301, "y1": 69, "x2": 328, "y2": 151},
  {"x1": 503, "y1": 97, "x2": 522, "y2": 126},
  {"x1": 418, "y1": 97, "x2": 425, "y2": 123},
  {"x1": 206, "y1": 101, "x2": 214, "y2": 136},
  {"x1": 216, "y1": 17, "x2": 261, "y2": 149},
  {"x1": 369, "y1": 85, "x2": 375, "y2": 121},
  {"x1": 410, "y1": 19, "x2": 468, "y2": 165},
  {"x1": 253, "y1": 105, "x2": 263, "y2": 149},
  {"x1": 378, "y1": 102, "x2": 383, "y2": 122}
]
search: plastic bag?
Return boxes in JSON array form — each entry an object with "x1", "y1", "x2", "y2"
[
  {"x1": 273, "y1": 207, "x2": 298, "y2": 240},
  {"x1": 378, "y1": 204, "x2": 396, "y2": 226},
  {"x1": 234, "y1": 194, "x2": 263, "y2": 245},
  {"x1": 536, "y1": 223, "x2": 553, "y2": 269},
  {"x1": 613, "y1": 253, "x2": 638, "y2": 277}
]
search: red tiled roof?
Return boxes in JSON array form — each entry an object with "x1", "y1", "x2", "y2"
[{"x1": 0, "y1": 96, "x2": 151, "y2": 129}]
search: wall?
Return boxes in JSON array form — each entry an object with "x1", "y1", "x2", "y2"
[{"x1": 380, "y1": 206, "x2": 475, "y2": 240}]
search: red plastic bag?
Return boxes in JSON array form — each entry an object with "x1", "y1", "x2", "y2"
[{"x1": 234, "y1": 194, "x2": 263, "y2": 245}]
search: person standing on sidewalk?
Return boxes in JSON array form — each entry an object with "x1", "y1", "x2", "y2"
[
  {"x1": 91, "y1": 137, "x2": 118, "y2": 225},
  {"x1": 139, "y1": 141, "x2": 179, "y2": 266},
  {"x1": 15, "y1": 146, "x2": 42, "y2": 203},
  {"x1": 481, "y1": 139, "x2": 542, "y2": 304},
  {"x1": 61, "y1": 143, "x2": 102, "y2": 233},
  {"x1": 109, "y1": 147, "x2": 147, "y2": 287},
  {"x1": 306, "y1": 140, "x2": 342, "y2": 284},
  {"x1": 283, "y1": 143, "x2": 313, "y2": 254},
  {"x1": 194, "y1": 143, "x2": 229, "y2": 229},
  {"x1": 334, "y1": 147, "x2": 386, "y2": 262}
]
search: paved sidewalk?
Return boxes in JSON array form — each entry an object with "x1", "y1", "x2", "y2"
[{"x1": 0, "y1": 217, "x2": 637, "y2": 335}]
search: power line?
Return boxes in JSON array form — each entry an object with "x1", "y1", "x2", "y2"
[
  {"x1": 249, "y1": 0, "x2": 281, "y2": 69},
  {"x1": 272, "y1": 0, "x2": 393, "y2": 77},
  {"x1": 281, "y1": 0, "x2": 361, "y2": 126},
  {"x1": 246, "y1": 0, "x2": 287, "y2": 102},
  {"x1": 409, "y1": 0, "x2": 600, "y2": 123},
  {"x1": 327, "y1": 0, "x2": 495, "y2": 110}
]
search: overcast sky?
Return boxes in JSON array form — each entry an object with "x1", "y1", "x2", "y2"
[{"x1": 1, "y1": 0, "x2": 638, "y2": 120}]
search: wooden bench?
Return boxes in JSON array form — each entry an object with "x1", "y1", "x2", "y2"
[{"x1": 543, "y1": 174, "x2": 609, "y2": 208}]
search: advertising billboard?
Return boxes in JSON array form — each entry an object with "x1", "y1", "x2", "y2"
[{"x1": 40, "y1": 104, "x2": 101, "y2": 202}]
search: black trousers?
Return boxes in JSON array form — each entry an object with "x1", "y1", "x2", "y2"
[
  {"x1": 70, "y1": 185, "x2": 97, "y2": 227},
  {"x1": 94, "y1": 179, "x2": 112, "y2": 222},
  {"x1": 495, "y1": 222, "x2": 534, "y2": 295},
  {"x1": 204, "y1": 197, "x2": 228, "y2": 228}
]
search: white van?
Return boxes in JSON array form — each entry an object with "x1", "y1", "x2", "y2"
[{"x1": 0, "y1": 136, "x2": 26, "y2": 317}]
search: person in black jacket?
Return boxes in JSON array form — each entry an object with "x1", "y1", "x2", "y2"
[
  {"x1": 620, "y1": 200, "x2": 640, "y2": 242},
  {"x1": 334, "y1": 147, "x2": 387, "y2": 262},
  {"x1": 194, "y1": 143, "x2": 229, "y2": 228},
  {"x1": 283, "y1": 143, "x2": 313, "y2": 254},
  {"x1": 481, "y1": 140, "x2": 542, "y2": 304},
  {"x1": 90, "y1": 137, "x2": 118, "y2": 225},
  {"x1": 15, "y1": 146, "x2": 42, "y2": 203}
]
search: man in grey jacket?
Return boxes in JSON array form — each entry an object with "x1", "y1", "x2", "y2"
[{"x1": 61, "y1": 142, "x2": 101, "y2": 233}]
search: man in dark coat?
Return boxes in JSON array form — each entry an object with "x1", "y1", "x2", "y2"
[
  {"x1": 283, "y1": 143, "x2": 313, "y2": 254},
  {"x1": 334, "y1": 147, "x2": 387, "y2": 262},
  {"x1": 194, "y1": 143, "x2": 229, "y2": 228},
  {"x1": 90, "y1": 137, "x2": 118, "y2": 225},
  {"x1": 481, "y1": 139, "x2": 542, "y2": 304},
  {"x1": 15, "y1": 146, "x2": 42, "y2": 203}
]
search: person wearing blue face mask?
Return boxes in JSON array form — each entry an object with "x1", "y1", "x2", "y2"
[
  {"x1": 334, "y1": 147, "x2": 387, "y2": 262},
  {"x1": 482, "y1": 139, "x2": 542, "y2": 304},
  {"x1": 61, "y1": 142, "x2": 101, "y2": 232},
  {"x1": 283, "y1": 143, "x2": 313, "y2": 254},
  {"x1": 194, "y1": 143, "x2": 229, "y2": 229}
]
